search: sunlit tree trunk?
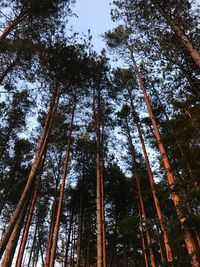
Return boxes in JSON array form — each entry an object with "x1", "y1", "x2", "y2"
[
  {"x1": 155, "y1": 223, "x2": 166, "y2": 265},
  {"x1": 1, "y1": 200, "x2": 28, "y2": 266},
  {"x1": 16, "y1": 179, "x2": 40, "y2": 267},
  {"x1": 93, "y1": 86, "x2": 106, "y2": 267},
  {"x1": 152, "y1": 0, "x2": 200, "y2": 69},
  {"x1": 127, "y1": 127, "x2": 157, "y2": 267},
  {"x1": 150, "y1": 83, "x2": 198, "y2": 186},
  {"x1": 126, "y1": 89, "x2": 173, "y2": 263},
  {"x1": 0, "y1": 86, "x2": 60, "y2": 259},
  {"x1": 129, "y1": 51, "x2": 199, "y2": 266},
  {"x1": 49, "y1": 100, "x2": 76, "y2": 267}
]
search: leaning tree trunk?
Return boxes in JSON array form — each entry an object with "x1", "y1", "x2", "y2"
[
  {"x1": 127, "y1": 125, "x2": 157, "y2": 267},
  {"x1": 1, "y1": 199, "x2": 28, "y2": 267},
  {"x1": 0, "y1": 10, "x2": 29, "y2": 43},
  {"x1": 129, "y1": 50, "x2": 199, "y2": 267},
  {"x1": 16, "y1": 179, "x2": 40, "y2": 267},
  {"x1": 49, "y1": 100, "x2": 76, "y2": 267},
  {"x1": 152, "y1": 0, "x2": 200, "y2": 69},
  {"x1": 0, "y1": 86, "x2": 60, "y2": 259},
  {"x1": 0, "y1": 55, "x2": 20, "y2": 84},
  {"x1": 126, "y1": 90, "x2": 173, "y2": 263},
  {"x1": 138, "y1": 206, "x2": 149, "y2": 267},
  {"x1": 150, "y1": 82, "x2": 198, "y2": 186}
]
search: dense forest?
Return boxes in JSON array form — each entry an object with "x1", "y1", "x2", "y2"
[{"x1": 0, "y1": 0, "x2": 199, "y2": 266}]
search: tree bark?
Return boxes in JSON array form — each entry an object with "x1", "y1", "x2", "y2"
[
  {"x1": 44, "y1": 200, "x2": 57, "y2": 267},
  {"x1": 64, "y1": 210, "x2": 74, "y2": 267},
  {"x1": 152, "y1": 0, "x2": 200, "y2": 69},
  {"x1": 129, "y1": 51, "x2": 199, "y2": 267},
  {"x1": 126, "y1": 90, "x2": 173, "y2": 263},
  {"x1": 76, "y1": 212, "x2": 82, "y2": 267},
  {"x1": 0, "y1": 10, "x2": 29, "y2": 43},
  {"x1": 15, "y1": 179, "x2": 40, "y2": 267},
  {"x1": 127, "y1": 130, "x2": 157, "y2": 267},
  {"x1": 27, "y1": 225, "x2": 37, "y2": 267},
  {"x1": 93, "y1": 87, "x2": 106, "y2": 267},
  {"x1": 0, "y1": 86, "x2": 60, "y2": 259},
  {"x1": 138, "y1": 208, "x2": 149, "y2": 267},
  {"x1": 0, "y1": 55, "x2": 20, "y2": 84},
  {"x1": 49, "y1": 100, "x2": 76, "y2": 267},
  {"x1": 1, "y1": 200, "x2": 28, "y2": 266}
]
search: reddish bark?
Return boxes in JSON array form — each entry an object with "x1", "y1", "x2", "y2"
[
  {"x1": 49, "y1": 101, "x2": 75, "y2": 267},
  {"x1": 0, "y1": 11, "x2": 29, "y2": 43},
  {"x1": 16, "y1": 180, "x2": 40, "y2": 267},
  {"x1": 0, "y1": 86, "x2": 60, "y2": 259},
  {"x1": 129, "y1": 52, "x2": 199, "y2": 267}
]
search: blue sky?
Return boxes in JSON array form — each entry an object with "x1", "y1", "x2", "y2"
[{"x1": 69, "y1": 0, "x2": 114, "y2": 52}]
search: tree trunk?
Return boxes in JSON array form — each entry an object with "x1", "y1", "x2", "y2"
[
  {"x1": 108, "y1": 229, "x2": 117, "y2": 267},
  {"x1": 155, "y1": 223, "x2": 166, "y2": 265},
  {"x1": 138, "y1": 201, "x2": 149, "y2": 267},
  {"x1": 152, "y1": 0, "x2": 200, "y2": 69},
  {"x1": 64, "y1": 210, "x2": 74, "y2": 267},
  {"x1": 93, "y1": 87, "x2": 106, "y2": 267},
  {"x1": 27, "y1": 225, "x2": 37, "y2": 267},
  {"x1": 1, "y1": 200, "x2": 28, "y2": 266},
  {"x1": 38, "y1": 225, "x2": 45, "y2": 267},
  {"x1": 96, "y1": 136, "x2": 103, "y2": 267},
  {"x1": 45, "y1": 200, "x2": 57, "y2": 267},
  {"x1": 49, "y1": 100, "x2": 76, "y2": 267},
  {"x1": 100, "y1": 157, "x2": 106, "y2": 267},
  {"x1": 16, "y1": 179, "x2": 40, "y2": 267},
  {"x1": 76, "y1": 210, "x2": 82, "y2": 267},
  {"x1": 150, "y1": 82, "x2": 198, "y2": 186},
  {"x1": 0, "y1": 10, "x2": 29, "y2": 43},
  {"x1": 126, "y1": 119, "x2": 156, "y2": 266},
  {"x1": 0, "y1": 86, "x2": 60, "y2": 259},
  {"x1": 129, "y1": 52, "x2": 199, "y2": 266},
  {"x1": 130, "y1": 142, "x2": 157, "y2": 267},
  {"x1": 126, "y1": 90, "x2": 173, "y2": 263},
  {"x1": 0, "y1": 55, "x2": 20, "y2": 84}
]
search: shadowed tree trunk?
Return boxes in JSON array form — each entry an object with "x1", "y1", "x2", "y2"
[
  {"x1": 64, "y1": 210, "x2": 74, "y2": 267},
  {"x1": 44, "y1": 199, "x2": 57, "y2": 267},
  {"x1": 138, "y1": 201, "x2": 149, "y2": 267},
  {"x1": 0, "y1": 10, "x2": 29, "y2": 43},
  {"x1": 0, "y1": 55, "x2": 20, "y2": 84}
]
